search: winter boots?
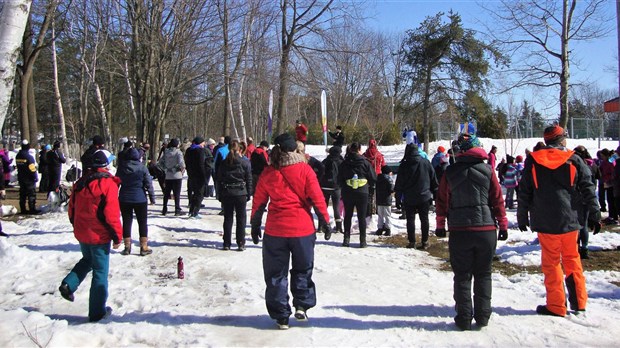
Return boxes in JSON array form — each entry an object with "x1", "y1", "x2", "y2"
[
  {"x1": 139, "y1": 237, "x2": 153, "y2": 256},
  {"x1": 342, "y1": 231, "x2": 350, "y2": 247},
  {"x1": 360, "y1": 233, "x2": 367, "y2": 248},
  {"x1": 120, "y1": 238, "x2": 132, "y2": 255},
  {"x1": 335, "y1": 220, "x2": 343, "y2": 233},
  {"x1": 375, "y1": 227, "x2": 391, "y2": 236},
  {"x1": 579, "y1": 247, "x2": 589, "y2": 259}
]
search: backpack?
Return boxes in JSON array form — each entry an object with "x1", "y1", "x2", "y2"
[
  {"x1": 321, "y1": 157, "x2": 339, "y2": 188},
  {"x1": 65, "y1": 165, "x2": 82, "y2": 182}
]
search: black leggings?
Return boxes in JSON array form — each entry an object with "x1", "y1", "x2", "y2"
[
  {"x1": 221, "y1": 195, "x2": 247, "y2": 248},
  {"x1": 163, "y1": 179, "x2": 183, "y2": 212},
  {"x1": 120, "y1": 202, "x2": 148, "y2": 238},
  {"x1": 342, "y1": 191, "x2": 369, "y2": 236}
]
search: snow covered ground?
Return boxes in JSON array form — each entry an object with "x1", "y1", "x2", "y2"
[{"x1": 0, "y1": 138, "x2": 619, "y2": 347}]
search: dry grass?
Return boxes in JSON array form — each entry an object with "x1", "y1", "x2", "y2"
[{"x1": 377, "y1": 231, "x2": 620, "y2": 278}]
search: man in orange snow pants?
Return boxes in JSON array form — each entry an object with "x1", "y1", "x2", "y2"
[{"x1": 517, "y1": 125, "x2": 600, "y2": 317}]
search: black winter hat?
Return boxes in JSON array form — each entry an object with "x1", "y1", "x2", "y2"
[
  {"x1": 274, "y1": 133, "x2": 297, "y2": 152},
  {"x1": 169, "y1": 138, "x2": 179, "y2": 148},
  {"x1": 127, "y1": 148, "x2": 140, "y2": 161},
  {"x1": 92, "y1": 135, "x2": 105, "y2": 146},
  {"x1": 91, "y1": 151, "x2": 109, "y2": 168},
  {"x1": 328, "y1": 146, "x2": 342, "y2": 155},
  {"x1": 193, "y1": 136, "x2": 205, "y2": 145},
  {"x1": 259, "y1": 140, "x2": 269, "y2": 147}
]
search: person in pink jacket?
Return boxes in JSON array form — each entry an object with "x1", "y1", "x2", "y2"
[
  {"x1": 59, "y1": 151, "x2": 122, "y2": 322},
  {"x1": 251, "y1": 133, "x2": 330, "y2": 330}
]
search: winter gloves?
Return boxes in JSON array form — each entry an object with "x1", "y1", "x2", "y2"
[
  {"x1": 498, "y1": 230, "x2": 508, "y2": 241},
  {"x1": 435, "y1": 228, "x2": 447, "y2": 238},
  {"x1": 588, "y1": 210, "x2": 602, "y2": 235},
  {"x1": 251, "y1": 226, "x2": 262, "y2": 244},
  {"x1": 320, "y1": 223, "x2": 331, "y2": 241}
]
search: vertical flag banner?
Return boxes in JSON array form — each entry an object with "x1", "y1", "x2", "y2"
[
  {"x1": 321, "y1": 90, "x2": 327, "y2": 148},
  {"x1": 268, "y1": 89, "x2": 273, "y2": 139}
]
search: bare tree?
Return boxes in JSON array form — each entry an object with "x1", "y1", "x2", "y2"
[
  {"x1": 19, "y1": 0, "x2": 58, "y2": 143},
  {"x1": 50, "y1": 19, "x2": 67, "y2": 151},
  {"x1": 484, "y1": 0, "x2": 613, "y2": 128},
  {"x1": 274, "y1": 0, "x2": 335, "y2": 135},
  {"x1": 0, "y1": 0, "x2": 31, "y2": 133}
]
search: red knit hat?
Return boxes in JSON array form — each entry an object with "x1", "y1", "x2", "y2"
[
  {"x1": 516, "y1": 155, "x2": 523, "y2": 163},
  {"x1": 543, "y1": 125, "x2": 566, "y2": 144},
  {"x1": 437, "y1": 146, "x2": 445, "y2": 153}
]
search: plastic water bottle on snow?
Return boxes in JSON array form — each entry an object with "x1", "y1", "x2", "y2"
[{"x1": 177, "y1": 257, "x2": 185, "y2": 279}]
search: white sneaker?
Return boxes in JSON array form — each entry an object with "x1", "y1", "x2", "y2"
[
  {"x1": 294, "y1": 308, "x2": 308, "y2": 321},
  {"x1": 276, "y1": 318, "x2": 289, "y2": 330}
]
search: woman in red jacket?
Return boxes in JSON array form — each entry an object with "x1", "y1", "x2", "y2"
[
  {"x1": 58, "y1": 151, "x2": 122, "y2": 322},
  {"x1": 251, "y1": 133, "x2": 330, "y2": 330}
]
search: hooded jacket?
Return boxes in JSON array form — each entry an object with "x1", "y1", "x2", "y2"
[
  {"x1": 69, "y1": 168, "x2": 122, "y2": 244},
  {"x1": 394, "y1": 147, "x2": 438, "y2": 206},
  {"x1": 158, "y1": 147, "x2": 185, "y2": 180},
  {"x1": 363, "y1": 139, "x2": 386, "y2": 175},
  {"x1": 436, "y1": 147, "x2": 507, "y2": 232},
  {"x1": 250, "y1": 147, "x2": 269, "y2": 176},
  {"x1": 251, "y1": 154, "x2": 329, "y2": 238},
  {"x1": 320, "y1": 147, "x2": 344, "y2": 190},
  {"x1": 338, "y1": 152, "x2": 377, "y2": 195},
  {"x1": 517, "y1": 145, "x2": 599, "y2": 234},
  {"x1": 185, "y1": 144, "x2": 213, "y2": 184},
  {"x1": 116, "y1": 151, "x2": 153, "y2": 204}
]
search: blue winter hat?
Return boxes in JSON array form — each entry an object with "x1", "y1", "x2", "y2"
[{"x1": 457, "y1": 133, "x2": 481, "y2": 152}]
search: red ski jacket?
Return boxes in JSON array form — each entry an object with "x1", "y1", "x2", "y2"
[
  {"x1": 69, "y1": 169, "x2": 123, "y2": 245},
  {"x1": 251, "y1": 162, "x2": 329, "y2": 238},
  {"x1": 295, "y1": 124, "x2": 308, "y2": 142}
]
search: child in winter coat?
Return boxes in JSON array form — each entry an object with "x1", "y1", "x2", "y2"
[
  {"x1": 375, "y1": 165, "x2": 394, "y2": 236},
  {"x1": 59, "y1": 150, "x2": 122, "y2": 322},
  {"x1": 503, "y1": 157, "x2": 519, "y2": 209}
]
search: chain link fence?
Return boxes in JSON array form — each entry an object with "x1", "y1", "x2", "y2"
[{"x1": 433, "y1": 117, "x2": 620, "y2": 141}]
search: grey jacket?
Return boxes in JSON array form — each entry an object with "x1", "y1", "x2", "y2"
[{"x1": 158, "y1": 148, "x2": 185, "y2": 180}]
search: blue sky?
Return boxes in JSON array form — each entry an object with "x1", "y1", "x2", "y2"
[{"x1": 364, "y1": 0, "x2": 619, "y2": 114}]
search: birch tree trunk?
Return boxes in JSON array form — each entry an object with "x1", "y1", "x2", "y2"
[
  {"x1": 0, "y1": 0, "x2": 31, "y2": 132},
  {"x1": 51, "y1": 21, "x2": 68, "y2": 152}
]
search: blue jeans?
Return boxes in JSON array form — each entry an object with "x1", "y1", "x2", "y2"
[
  {"x1": 62, "y1": 243, "x2": 110, "y2": 321},
  {"x1": 262, "y1": 233, "x2": 316, "y2": 320}
]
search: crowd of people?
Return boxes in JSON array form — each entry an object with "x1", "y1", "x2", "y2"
[{"x1": 0, "y1": 120, "x2": 608, "y2": 330}]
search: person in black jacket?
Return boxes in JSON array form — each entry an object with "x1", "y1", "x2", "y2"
[
  {"x1": 375, "y1": 165, "x2": 394, "y2": 236},
  {"x1": 216, "y1": 140, "x2": 253, "y2": 251},
  {"x1": 250, "y1": 140, "x2": 270, "y2": 192},
  {"x1": 338, "y1": 142, "x2": 377, "y2": 248},
  {"x1": 320, "y1": 146, "x2": 344, "y2": 233},
  {"x1": 329, "y1": 126, "x2": 345, "y2": 147},
  {"x1": 81, "y1": 135, "x2": 105, "y2": 170},
  {"x1": 47, "y1": 140, "x2": 67, "y2": 193},
  {"x1": 394, "y1": 143, "x2": 438, "y2": 249},
  {"x1": 185, "y1": 136, "x2": 213, "y2": 218},
  {"x1": 518, "y1": 125, "x2": 600, "y2": 318},
  {"x1": 16, "y1": 140, "x2": 39, "y2": 214},
  {"x1": 38, "y1": 144, "x2": 51, "y2": 193}
]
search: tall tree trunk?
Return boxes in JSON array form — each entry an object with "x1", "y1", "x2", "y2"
[
  {"x1": 275, "y1": 44, "x2": 291, "y2": 135},
  {"x1": 19, "y1": 72, "x2": 30, "y2": 141},
  {"x1": 422, "y1": 67, "x2": 432, "y2": 152},
  {"x1": 559, "y1": 0, "x2": 571, "y2": 128},
  {"x1": 221, "y1": 0, "x2": 231, "y2": 136},
  {"x1": 27, "y1": 73, "x2": 37, "y2": 143},
  {"x1": 0, "y1": 0, "x2": 31, "y2": 131},
  {"x1": 51, "y1": 22, "x2": 68, "y2": 153},
  {"x1": 238, "y1": 73, "x2": 246, "y2": 141}
]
